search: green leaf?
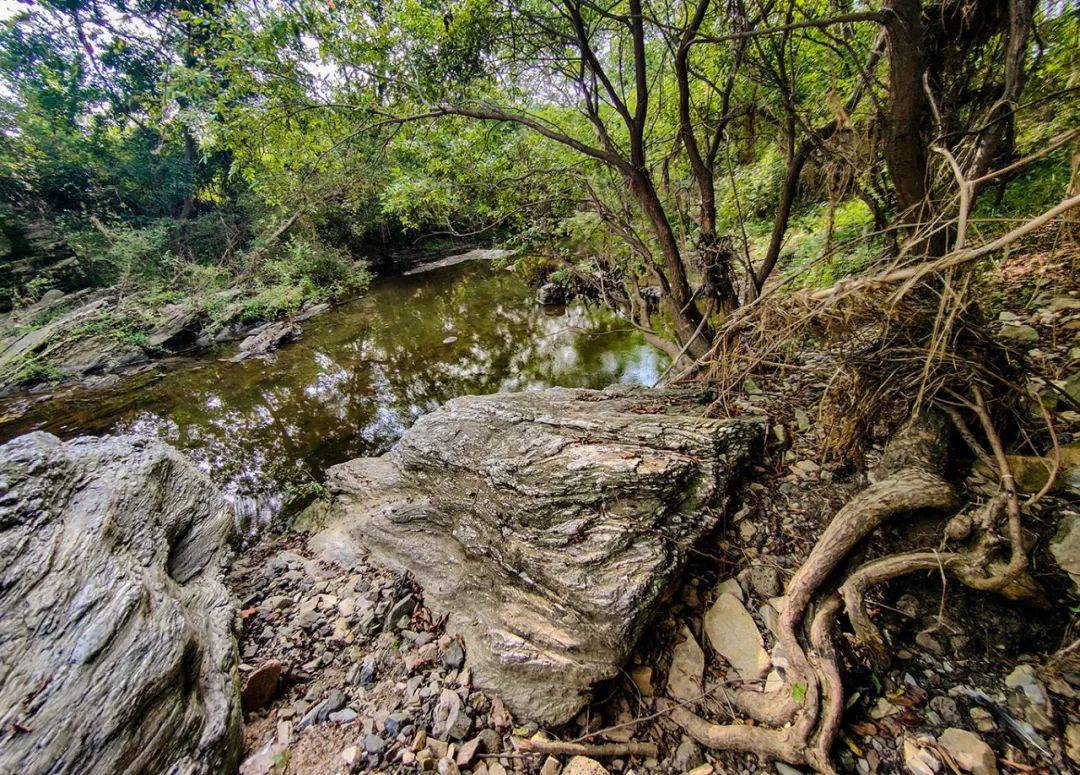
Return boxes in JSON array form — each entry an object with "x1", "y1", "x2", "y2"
[{"x1": 791, "y1": 682, "x2": 807, "y2": 704}]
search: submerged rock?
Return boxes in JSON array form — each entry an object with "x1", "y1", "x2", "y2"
[
  {"x1": 316, "y1": 386, "x2": 762, "y2": 723},
  {"x1": 0, "y1": 432, "x2": 242, "y2": 774},
  {"x1": 230, "y1": 320, "x2": 301, "y2": 362}
]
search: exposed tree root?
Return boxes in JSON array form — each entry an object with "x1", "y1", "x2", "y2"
[
  {"x1": 662, "y1": 701, "x2": 808, "y2": 766},
  {"x1": 666, "y1": 401, "x2": 1048, "y2": 772},
  {"x1": 667, "y1": 413, "x2": 957, "y2": 771},
  {"x1": 514, "y1": 739, "x2": 659, "y2": 759},
  {"x1": 839, "y1": 551, "x2": 961, "y2": 664}
]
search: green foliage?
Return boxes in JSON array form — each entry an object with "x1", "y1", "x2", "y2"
[
  {"x1": 239, "y1": 235, "x2": 371, "y2": 321},
  {"x1": 0, "y1": 0, "x2": 1075, "y2": 351},
  {"x1": 67, "y1": 310, "x2": 154, "y2": 350},
  {"x1": 780, "y1": 199, "x2": 880, "y2": 288},
  {"x1": 0, "y1": 351, "x2": 61, "y2": 385},
  {"x1": 66, "y1": 221, "x2": 174, "y2": 287},
  {"x1": 973, "y1": 154, "x2": 1073, "y2": 220},
  {"x1": 718, "y1": 147, "x2": 787, "y2": 226}
]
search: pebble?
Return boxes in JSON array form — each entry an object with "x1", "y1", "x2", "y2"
[
  {"x1": 476, "y1": 728, "x2": 502, "y2": 754},
  {"x1": 433, "y1": 688, "x2": 471, "y2": 740},
  {"x1": 329, "y1": 708, "x2": 357, "y2": 724},
  {"x1": 442, "y1": 639, "x2": 465, "y2": 669},
  {"x1": 671, "y1": 737, "x2": 704, "y2": 770},
  {"x1": 240, "y1": 659, "x2": 283, "y2": 711},
  {"x1": 332, "y1": 618, "x2": 352, "y2": 641},
  {"x1": 357, "y1": 658, "x2": 376, "y2": 685},
  {"x1": 341, "y1": 745, "x2": 360, "y2": 768},
  {"x1": 261, "y1": 595, "x2": 293, "y2": 611},
  {"x1": 714, "y1": 577, "x2": 744, "y2": 601},
  {"x1": 703, "y1": 593, "x2": 771, "y2": 680},
  {"x1": 738, "y1": 520, "x2": 757, "y2": 542},
  {"x1": 1066, "y1": 723, "x2": 1080, "y2": 765},
  {"x1": 1004, "y1": 664, "x2": 1053, "y2": 732},
  {"x1": 667, "y1": 625, "x2": 704, "y2": 703},
  {"x1": 758, "y1": 602, "x2": 780, "y2": 636},
  {"x1": 969, "y1": 706, "x2": 996, "y2": 732},
  {"x1": 455, "y1": 737, "x2": 482, "y2": 766},
  {"x1": 792, "y1": 459, "x2": 820, "y2": 477},
  {"x1": 629, "y1": 664, "x2": 653, "y2": 696},
  {"x1": 902, "y1": 737, "x2": 942, "y2": 775},
  {"x1": 384, "y1": 710, "x2": 411, "y2": 736},
  {"x1": 748, "y1": 564, "x2": 783, "y2": 597},
  {"x1": 999, "y1": 323, "x2": 1039, "y2": 342},
  {"x1": 562, "y1": 756, "x2": 608, "y2": 775},
  {"x1": 937, "y1": 728, "x2": 996, "y2": 774},
  {"x1": 384, "y1": 593, "x2": 417, "y2": 631},
  {"x1": 928, "y1": 696, "x2": 961, "y2": 726},
  {"x1": 364, "y1": 734, "x2": 387, "y2": 754}
]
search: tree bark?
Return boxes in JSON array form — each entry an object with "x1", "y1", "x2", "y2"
[
  {"x1": 882, "y1": 0, "x2": 931, "y2": 229},
  {"x1": 627, "y1": 172, "x2": 711, "y2": 357}
]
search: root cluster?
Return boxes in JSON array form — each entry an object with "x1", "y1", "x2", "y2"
[{"x1": 665, "y1": 402, "x2": 1050, "y2": 773}]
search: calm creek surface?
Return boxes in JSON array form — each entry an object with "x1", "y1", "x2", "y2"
[{"x1": 0, "y1": 258, "x2": 666, "y2": 528}]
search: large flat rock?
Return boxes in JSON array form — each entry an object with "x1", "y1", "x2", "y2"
[
  {"x1": 316, "y1": 386, "x2": 762, "y2": 723},
  {"x1": 0, "y1": 432, "x2": 242, "y2": 774}
]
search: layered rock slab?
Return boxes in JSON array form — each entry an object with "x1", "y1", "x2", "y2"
[
  {"x1": 0, "y1": 432, "x2": 242, "y2": 774},
  {"x1": 318, "y1": 386, "x2": 763, "y2": 723}
]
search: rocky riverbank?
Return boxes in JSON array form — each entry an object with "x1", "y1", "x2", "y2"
[
  {"x1": 231, "y1": 342, "x2": 1079, "y2": 774},
  {"x1": 229, "y1": 275, "x2": 1080, "y2": 774}
]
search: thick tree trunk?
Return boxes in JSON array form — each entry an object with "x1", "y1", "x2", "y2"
[
  {"x1": 627, "y1": 172, "x2": 712, "y2": 358},
  {"x1": 178, "y1": 128, "x2": 197, "y2": 221},
  {"x1": 883, "y1": 0, "x2": 929, "y2": 223}
]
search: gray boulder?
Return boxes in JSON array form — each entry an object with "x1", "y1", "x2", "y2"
[
  {"x1": 0, "y1": 432, "x2": 242, "y2": 774},
  {"x1": 315, "y1": 386, "x2": 762, "y2": 723}
]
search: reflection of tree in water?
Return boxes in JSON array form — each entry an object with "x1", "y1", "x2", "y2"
[{"x1": 3, "y1": 262, "x2": 667, "y2": 529}]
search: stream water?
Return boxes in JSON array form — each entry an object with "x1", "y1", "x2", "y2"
[{"x1": 0, "y1": 258, "x2": 666, "y2": 529}]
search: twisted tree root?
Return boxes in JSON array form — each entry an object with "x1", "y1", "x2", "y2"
[
  {"x1": 808, "y1": 595, "x2": 844, "y2": 772},
  {"x1": 662, "y1": 701, "x2": 808, "y2": 765},
  {"x1": 839, "y1": 551, "x2": 963, "y2": 664},
  {"x1": 667, "y1": 413, "x2": 957, "y2": 772},
  {"x1": 666, "y1": 395, "x2": 1057, "y2": 771}
]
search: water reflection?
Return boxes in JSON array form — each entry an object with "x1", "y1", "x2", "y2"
[{"x1": 0, "y1": 261, "x2": 666, "y2": 529}]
